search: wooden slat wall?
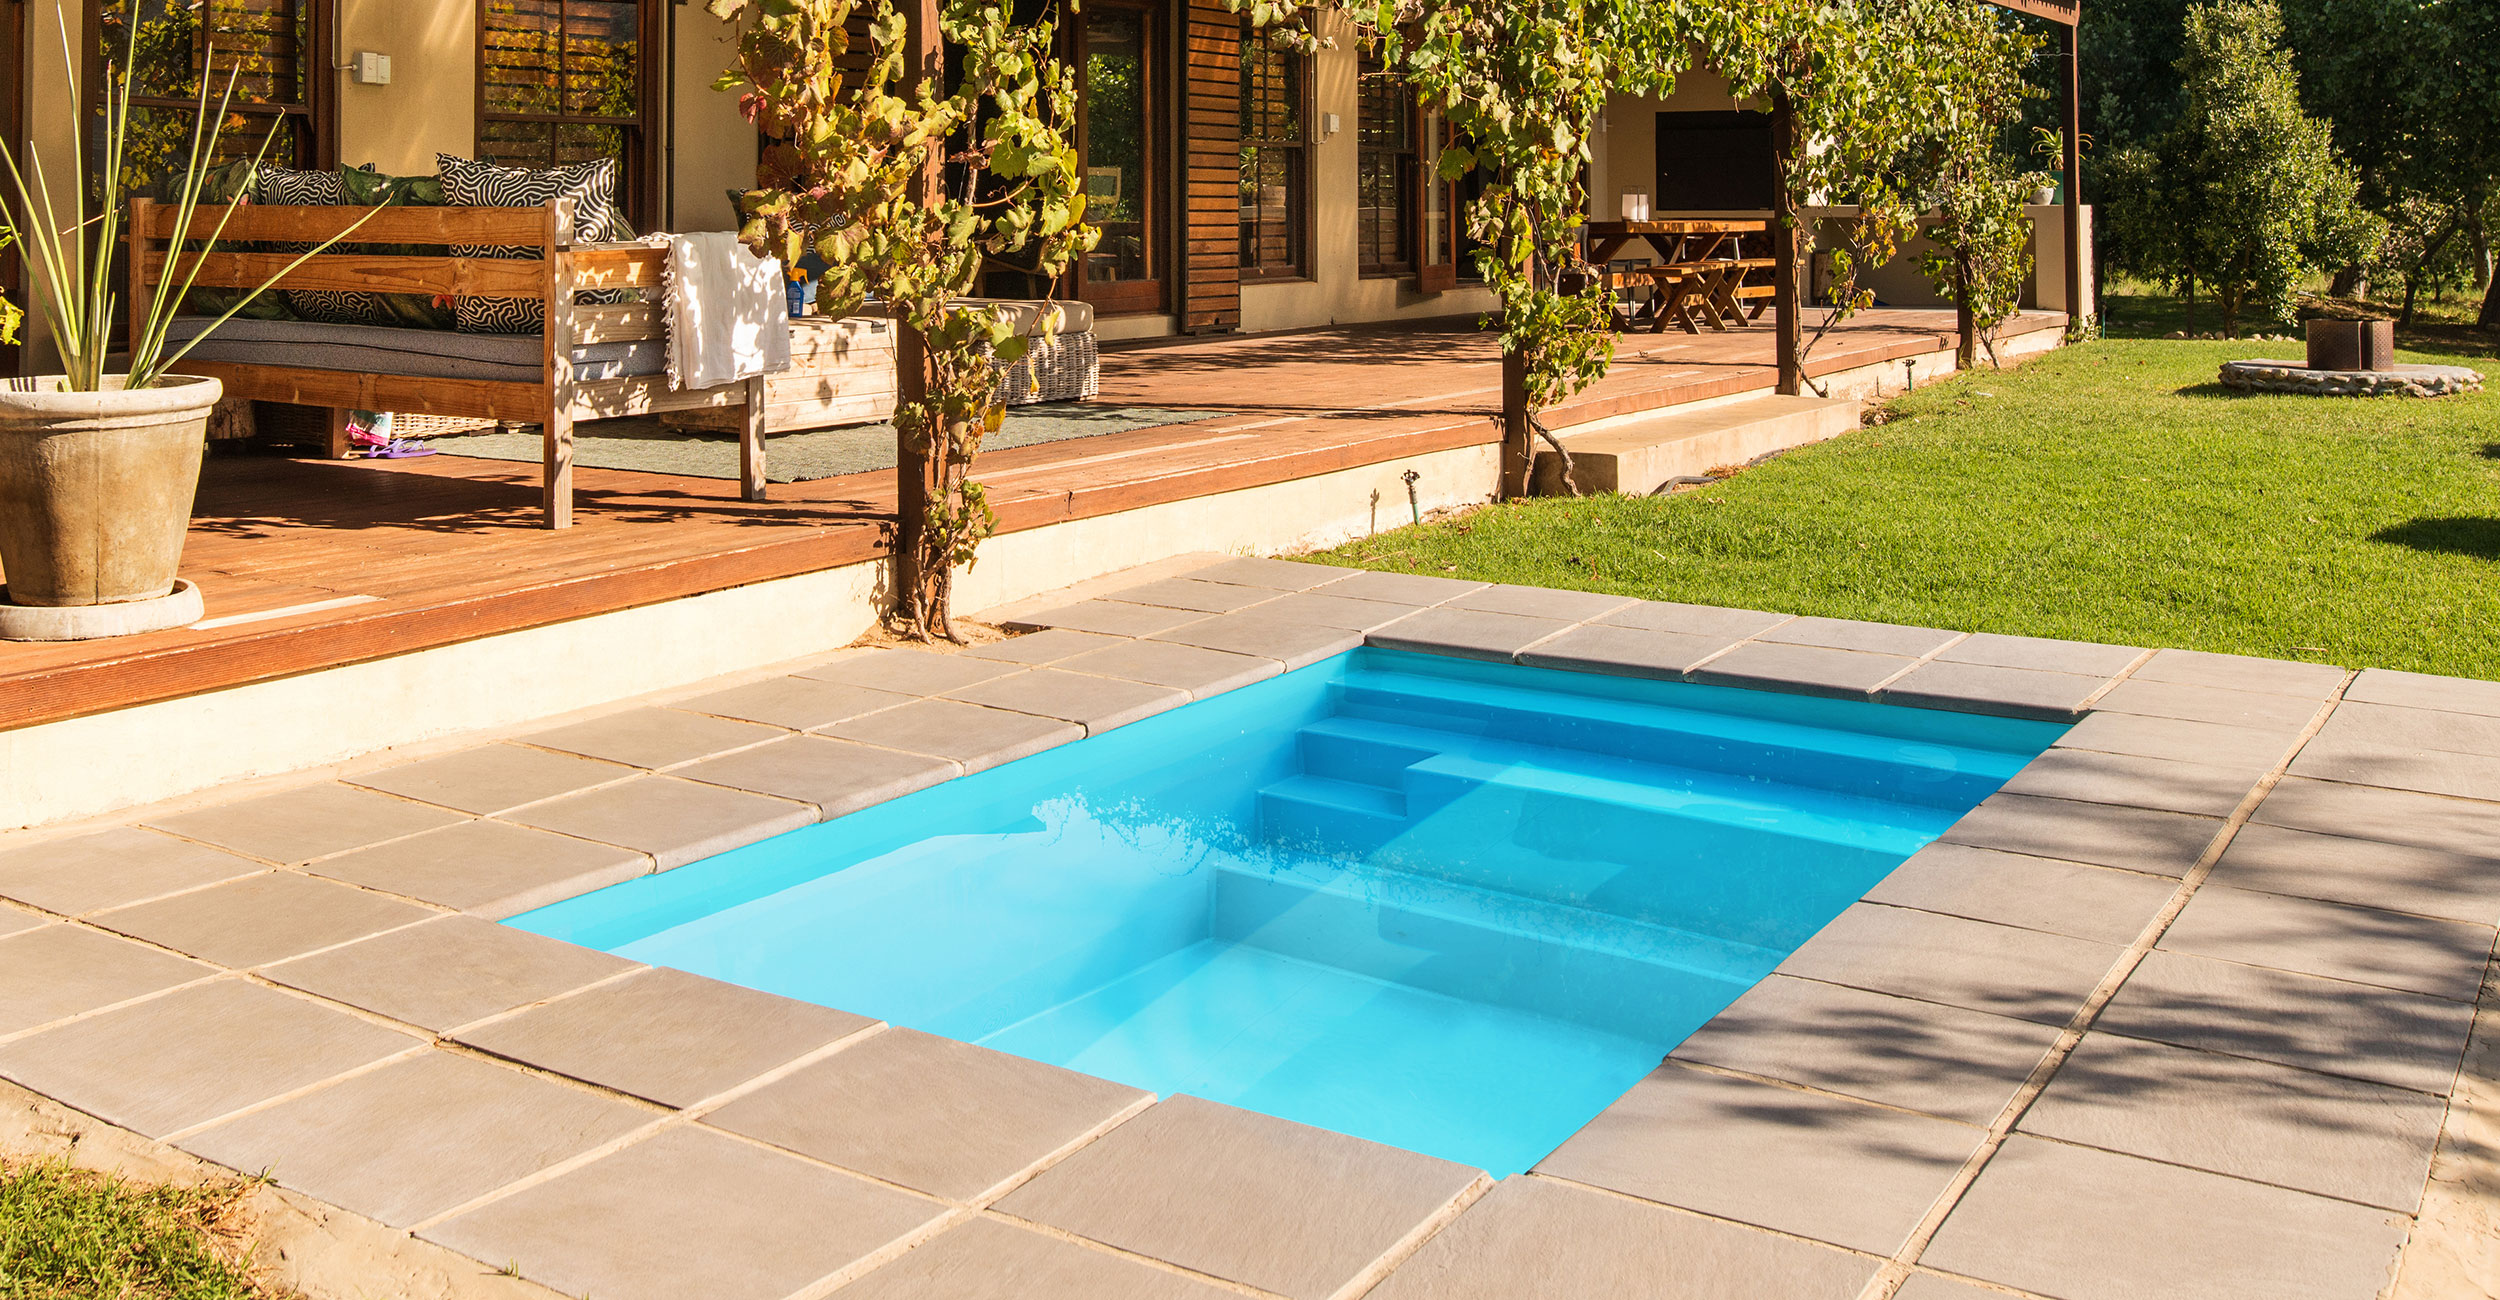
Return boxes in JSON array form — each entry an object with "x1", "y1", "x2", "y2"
[{"x1": 1180, "y1": 0, "x2": 1241, "y2": 333}]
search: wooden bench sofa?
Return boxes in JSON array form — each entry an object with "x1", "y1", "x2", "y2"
[{"x1": 131, "y1": 197, "x2": 769, "y2": 529}]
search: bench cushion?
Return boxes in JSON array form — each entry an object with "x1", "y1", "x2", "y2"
[
  {"x1": 165, "y1": 317, "x2": 664, "y2": 384},
  {"x1": 954, "y1": 297, "x2": 1095, "y2": 337}
]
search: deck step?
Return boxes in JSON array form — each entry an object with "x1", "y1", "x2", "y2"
[{"x1": 1531, "y1": 393, "x2": 1859, "y2": 496}]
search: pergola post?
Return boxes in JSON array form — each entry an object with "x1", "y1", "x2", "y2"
[
  {"x1": 2061, "y1": 17, "x2": 2085, "y2": 333},
  {"x1": 893, "y1": 0, "x2": 944, "y2": 620},
  {"x1": 1771, "y1": 90, "x2": 1803, "y2": 397}
]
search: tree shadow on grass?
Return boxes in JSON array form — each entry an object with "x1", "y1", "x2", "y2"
[
  {"x1": 2174, "y1": 382, "x2": 2254, "y2": 399},
  {"x1": 2373, "y1": 517, "x2": 2500, "y2": 560}
]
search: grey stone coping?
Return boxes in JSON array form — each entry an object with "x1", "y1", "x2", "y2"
[
  {"x1": 7, "y1": 553, "x2": 2500, "y2": 1299},
  {"x1": 1922, "y1": 1136, "x2": 2410, "y2": 1300},
  {"x1": 1538, "y1": 1062, "x2": 1986, "y2": 1256}
]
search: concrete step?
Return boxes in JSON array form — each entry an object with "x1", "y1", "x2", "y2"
[{"x1": 1531, "y1": 393, "x2": 1860, "y2": 495}]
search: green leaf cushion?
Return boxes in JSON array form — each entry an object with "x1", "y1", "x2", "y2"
[
  {"x1": 178, "y1": 159, "x2": 296, "y2": 321},
  {"x1": 336, "y1": 168, "x2": 458, "y2": 330}
]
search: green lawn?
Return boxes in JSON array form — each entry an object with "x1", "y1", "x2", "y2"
[
  {"x1": 1314, "y1": 323, "x2": 2500, "y2": 680},
  {"x1": 0, "y1": 1161, "x2": 286, "y2": 1300}
]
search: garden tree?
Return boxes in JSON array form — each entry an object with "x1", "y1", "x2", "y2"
[
  {"x1": 2282, "y1": 0, "x2": 2499, "y2": 318},
  {"x1": 1900, "y1": 1, "x2": 2049, "y2": 368},
  {"x1": 2102, "y1": 0, "x2": 2376, "y2": 336},
  {"x1": 708, "y1": 0, "x2": 1093, "y2": 641},
  {"x1": 1359, "y1": 0, "x2": 1692, "y2": 496},
  {"x1": 1694, "y1": 0, "x2": 1971, "y2": 391}
]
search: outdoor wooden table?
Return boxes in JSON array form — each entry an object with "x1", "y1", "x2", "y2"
[
  {"x1": 1584, "y1": 218, "x2": 1769, "y2": 266},
  {"x1": 1586, "y1": 220, "x2": 1772, "y2": 333}
]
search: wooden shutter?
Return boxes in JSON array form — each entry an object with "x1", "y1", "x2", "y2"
[{"x1": 1178, "y1": 0, "x2": 1239, "y2": 332}]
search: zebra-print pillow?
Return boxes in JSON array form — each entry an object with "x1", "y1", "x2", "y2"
[
  {"x1": 256, "y1": 165, "x2": 400, "y2": 326},
  {"x1": 438, "y1": 154, "x2": 626, "y2": 334}
]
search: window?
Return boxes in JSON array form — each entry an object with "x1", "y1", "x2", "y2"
[
  {"x1": 89, "y1": 0, "x2": 328, "y2": 195},
  {"x1": 477, "y1": 0, "x2": 656, "y2": 226},
  {"x1": 1355, "y1": 50, "x2": 1415, "y2": 277},
  {"x1": 1076, "y1": 2, "x2": 1161, "y2": 313},
  {"x1": 1238, "y1": 29, "x2": 1305, "y2": 280},
  {"x1": 1654, "y1": 111, "x2": 1776, "y2": 211}
]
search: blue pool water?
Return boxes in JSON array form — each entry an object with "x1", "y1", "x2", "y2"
[{"x1": 511, "y1": 648, "x2": 2063, "y2": 1175}]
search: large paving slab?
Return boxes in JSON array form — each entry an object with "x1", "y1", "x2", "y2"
[
  {"x1": 1368, "y1": 607, "x2": 1574, "y2": 661},
  {"x1": 1443, "y1": 583, "x2": 1638, "y2": 622},
  {"x1": 1367, "y1": 1174, "x2": 1875, "y2": 1300},
  {"x1": 835, "y1": 1216, "x2": 1240, "y2": 1300},
  {"x1": 0, "y1": 924, "x2": 214, "y2": 1037},
  {"x1": 2345, "y1": 666, "x2": 2500, "y2": 716},
  {"x1": 2090, "y1": 676, "x2": 2325, "y2": 728},
  {"x1": 1686, "y1": 640, "x2": 1913, "y2": 699},
  {"x1": 1050, "y1": 639, "x2": 1280, "y2": 697},
  {"x1": 816, "y1": 698, "x2": 1083, "y2": 772},
  {"x1": 0, "y1": 979, "x2": 419, "y2": 1137},
  {"x1": 1996, "y1": 748, "x2": 2265, "y2": 819},
  {"x1": 1003, "y1": 599, "x2": 1209, "y2": 638},
  {"x1": 349, "y1": 744, "x2": 636, "y2": 816},
  {"x1": 455, "y1": 965, "x2": 875, "y2": 1108},
  {"x1": 179, "y1": 1049, "x2": 654, "y2": 1227},
  {"x1": 424, "y1": 1125, "x2": 946, "y2": 1300},
  {"x1": 704, "y1": 1028, "x2": 1146, "y2": 1202},
  {"x1": 1666, "y1": 974, "x2": 2063, "y2": 1125},
  {"x1": 2205, "y1": 823, "x2": 2500, "y2": 925},
  {"x1": 1595, "y1": 600, "x2": 1790, "y2": 639},
  {"x1": 1941, "y1": 793, "x2": 2221, "y2": 876},
  {"x1": 502, "y1": 775, "x2": 814, "y2": 870},
  {"x1": 2094, "y1": 949, "x2": 2476, "y2": 1094},
  {"x1": 1922, "y1": 1136, "x2": 2408, "y2": 1300},
  {"x1": 944, "y1": 668, "x2": 1194, "y2": 733},
  {"x1": 145, "y1": 783, "x2": 467, "y2": 864},
  {"x1": 300, "y1": 819, "x2": 650, "y2": 919},
  {"x1": 1863, "y1": 842, "x2": 2178, "y2": 946},
  {"x1": 675, "y1": 736, "x2": 960, "y2": 818},
  {"x1": 2054, "y1": 710, "x2": 2303, "y2": 769},
  {"x1": 2018, "y1": 1032, "x2": 2448, "y2": 1212},
  {"x1": 1229, "y1": 589, "x2": 1426, "y2": 632},
  {"x1": 1147, "y1": 610, "x2": 1365, "y2": 670},
  {"x1": 1517, "y1": 623, "x2": 1745, "y2": 680},
  {"x1": 1878, "y1": 660, "x2": 2108, "y2": 721},
  {"x1": 1758, "y1": 615, "x2": 1961, "y2": 657},
  {"x1": 521, "y1": 707, "x2": 785, "y2": 770},
  {"x1": 2157, "y1": 884, "x2": 2493, "y2": 1002},
  {"x1": 799, "y1": 647, "x2": 1027, "y2": 695},
  {"x1": 1773, "y1": 903, "x2": 2121, "y2": 1026},
  {"x1": 259, "y1": 916, "x2": 638, "y2": 1032},
  {"x1": 2251, "y1": 776, "x2": 2500, "y2": 852},
  {"x1": 0, "y1": 827, "x2": 261, "y2": 916},
  {"x1": 1934, "y1": 632, "x2": 2143, "y2": 676},
  {"x1": 670, "y1": 675, "x2": 915, "y2": 730},
  {"x1": 2127, "y1": 648, "x2": 2348, "y2": 698},
  {"x1": 1537, "y1": 1063, "x2": 1984, "y2": 1255},
  {"x1": 993, "y1": 1095, "x2": 1482, "y2": 1300},
  {"x1": 89, "y1": 871, "x2": 437, "y2": 968}
]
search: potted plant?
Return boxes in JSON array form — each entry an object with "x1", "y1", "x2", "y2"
[{"x1": 0, "y1": 27, "x2": 364, "y2": 639}]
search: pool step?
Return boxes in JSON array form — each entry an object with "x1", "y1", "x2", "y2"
[
  {"x1": 1212, "y1": 858, "x2": 1763, "y2": 1041},
  {"x1": 1333, "y1": 667, "x2": 2033, "y2": 809}
]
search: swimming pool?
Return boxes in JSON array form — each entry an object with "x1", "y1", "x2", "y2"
[{"x1": 510, "y1": 648, "x2": 2064, "y2": 1176}]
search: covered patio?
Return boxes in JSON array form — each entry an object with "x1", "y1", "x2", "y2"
[{"x1": 0, "y1": 307, "x2": 2063, "y2": 758}]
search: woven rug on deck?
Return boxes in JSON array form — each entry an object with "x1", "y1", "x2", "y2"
[{"x1": 420, "y1": 404, "x2": 1226, "y2": 484}]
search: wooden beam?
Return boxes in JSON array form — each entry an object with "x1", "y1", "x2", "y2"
[
  {"x1": 1985, "y1": 0, "x2": 2078, "y2": 26},
  {"x1": 2063, "y1": 20, "x2": 2086, "y2": 328}
]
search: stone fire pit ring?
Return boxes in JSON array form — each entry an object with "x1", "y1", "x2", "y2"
[{"x1": 2217, "y1": 359, "x2": 2484, "y2": 398}]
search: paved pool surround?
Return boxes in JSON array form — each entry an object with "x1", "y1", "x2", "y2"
[{"x1": 0, "y1": 555, "x2": 2489, "y2": 1300}]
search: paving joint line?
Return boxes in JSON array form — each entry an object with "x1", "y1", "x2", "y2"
[
  {"x1": 1329, "y1": 1169, "x2": 1494, "y2": 1300},
  {"x1": 972, "y1": 1207, "x2": 1295, "y2": 1300},
  {"x1": 1852, "y1": 668, "x2": 2358, "y2": 1300}
]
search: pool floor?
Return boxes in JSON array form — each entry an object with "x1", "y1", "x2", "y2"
[{"x1": 514, "y1": 649, "x2": 2064, "y2": 1175}]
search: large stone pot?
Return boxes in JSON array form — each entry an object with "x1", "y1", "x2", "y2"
[{"x1": 0, "y1": 374, "x2": 219, "y2": 607}]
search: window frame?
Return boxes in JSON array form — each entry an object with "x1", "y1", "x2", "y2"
[
  {"x1": 1066, "y1": 0, "x2": 1168, "y2": 316},
  {"x1": 473, "y1": 0, "x2": 664, "y2": 229},
  {"x1": 82, "y1": 0, "x2": 338, "y2": 183},
  {"x1": 1354, "y1": 47, "x2": 1417, "y2": 280},
  {"x1": 1236, "y1": 25, "x2": 1309, "y2": 284}
]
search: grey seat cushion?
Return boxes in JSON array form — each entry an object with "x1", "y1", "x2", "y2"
[{"x1": 165, "y1": 317, "x2": 663, "y2": 384}]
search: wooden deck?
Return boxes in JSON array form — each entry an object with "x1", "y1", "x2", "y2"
[{"x1": 0, "y1": 308, "x2": 2061, "y2": 731}]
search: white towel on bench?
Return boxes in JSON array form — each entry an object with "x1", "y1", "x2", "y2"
[{"x1": 662, "y1": 232, "x2": 792, "y2": 391}]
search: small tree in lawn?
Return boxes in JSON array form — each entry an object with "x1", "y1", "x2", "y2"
[
  {"x1": 1694, "y1": 0, "x2": 1957, "y2": 394},
  {"x1": 710, "y1": 0, "x2": 1094, "y2": 641},
  {"x1": 1369, "y1": 0, "x2": 1692, "y2": 496},
  {"x1": 1905, "y1": 3, "x2": 2050, "y2": 369},
  {"x1": 2151, "y1": 0, "x2": 2378, "y2": 336}
]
